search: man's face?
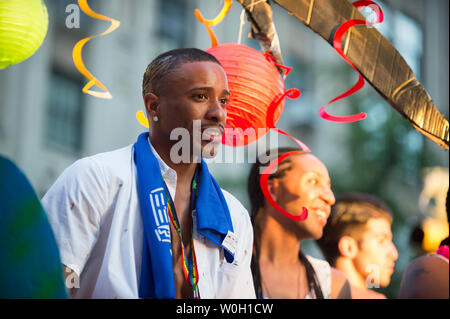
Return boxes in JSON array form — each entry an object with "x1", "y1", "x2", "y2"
[
  {"x1": 353, "y1": 218, "x2": 399, "y2": 288},
  {"x1": 151, "y1": 61, "x2": 229, "y2": 159},
  {"x1": 273, "y1": 154, "x2": 336, "y2": 239}
]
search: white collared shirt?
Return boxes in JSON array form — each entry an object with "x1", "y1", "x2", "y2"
[{"x1": 41, "y1": 141, "x2": 256, "y2": 299}]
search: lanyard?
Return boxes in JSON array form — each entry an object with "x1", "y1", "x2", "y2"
[{"x1": 162, "y1": 166, "x2": 200, "y2": 299}]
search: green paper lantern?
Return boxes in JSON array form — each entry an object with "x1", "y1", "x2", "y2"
[{"x1": 0, "y1": 0, "x2": 48, "y2": 69}]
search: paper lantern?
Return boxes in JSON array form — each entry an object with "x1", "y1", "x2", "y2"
[
  {"x1": 0, "y1": 0, "x2": 49, "y2": 69},
  {"x1": 207, "y1": 43, "x2": 287, "y2": 147}
]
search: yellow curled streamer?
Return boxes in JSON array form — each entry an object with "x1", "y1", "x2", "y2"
[
  {"x1": 73, "y1": 0, "x2": 120, "y2": 99},
  {"x1": 136, "y1": 110, "x2": 149, "y2": 128},
  {"x1": 194, "y1": 0, "x2": 233, "y2": 47}
]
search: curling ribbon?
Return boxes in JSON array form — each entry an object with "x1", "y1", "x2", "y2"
[
  {"x1": 264, "y1": 52, "x2": 292, "y2": 80},
  {"x1": 260, "y1": 82, "x2": 311, "y2": 222},
  {"x1": 260, "y1": 53, "x2": 311, "y2": 221},
  {"x1": 194, "y1": 0, "x2": 233, "y2": 47},
  {"x1": 261, "y1": 124, "x2": 311, "y2": 221},
  {"x1": 72, "y1": 0, "x2": 120, "y2": 99},
  {"x1": 260, "y1": 151, "x2": 309, "y2": 222},
  {"x1": 319, "y1": 0, "x2": 383, "y2": 123}
]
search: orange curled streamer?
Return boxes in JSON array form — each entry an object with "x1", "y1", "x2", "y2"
[
  {"x1": 73, "y1": 0, "x2": 120, "y2": 99},
  {"x1": 194, "y1": 0, "x2": 233, "y2": 47}
]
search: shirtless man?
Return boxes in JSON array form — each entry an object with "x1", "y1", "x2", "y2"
[{"x1": 317, "y1": 193, "x2": 399, "y2": 298}]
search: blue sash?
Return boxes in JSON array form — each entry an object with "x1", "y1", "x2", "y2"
[{"x1": 134, "y1": 132, "x2": 235, "y2": 299}]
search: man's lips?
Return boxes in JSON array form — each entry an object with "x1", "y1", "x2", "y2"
[
  {"x1": 387, "y1": 263, "x2": 396, "y2": 273},
  {"x1": 202, "y1": 125, "x2": 224, "y2": 142},
  {"x1": 310, "y1": 207, "x2": 330, "y2": 224}
]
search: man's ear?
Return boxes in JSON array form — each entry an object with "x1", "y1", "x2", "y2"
[
  {"x1": 267, "y1": 179, "x2": 279, "y2": 202},
  {"x1": 144, "y1": 92, "x2": 160, "y2": 119},
  {"x1": 338, "y1": 236, "x2": 359, "y2": 259}
]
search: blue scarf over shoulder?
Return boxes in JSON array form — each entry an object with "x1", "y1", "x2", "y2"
[{"x1": 134, "y1": 132, "x2": 235, "y2": 298}]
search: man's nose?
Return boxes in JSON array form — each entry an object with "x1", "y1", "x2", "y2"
[
  {"x1": 390, "y1": 242, "x2": 399, "y2": 261},
  {"x1": 322, "y1": 186, "x2": 336, "y2": 206},
  {"x1": 206, "y1": 99, "x2": 226, "y2": 123}
]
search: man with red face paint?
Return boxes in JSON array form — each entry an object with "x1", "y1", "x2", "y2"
[{"x1": 248, "y1": 148, "x2": 352, "y2": 299}]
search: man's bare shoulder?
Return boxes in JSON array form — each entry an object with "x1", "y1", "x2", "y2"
[
  {"x1": 330, "y1": 267, "x2": 348, "y2": 287},
  {"x1": 407, "y1": 254, "x2": 449, "y2": 269},
  {"x1": 398, "y1": 254, "x2": 449, "y2": 299},
  {"x1": 331, "y1": 268, "x2": 387, "y2": 299},
  {"x1": 330, "y1": 268, "x2": 352, "y2": 299},
  {"x1": 350, "y1": 285, "x2": 386, "y2": 299}
]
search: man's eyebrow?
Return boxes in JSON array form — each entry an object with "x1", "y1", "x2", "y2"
[
  {"x1": 186, "y1": 87, "x2": 230, "y2": 96},
  {"x1": 188, "y1": 86, "x2": 231, "y2": 95},
  {"x1": 369, "y1": 231, "x2": 391, "y2": 239},
  {"x1": 186, "y1": 86, "x2": 212, "y2": 92}
]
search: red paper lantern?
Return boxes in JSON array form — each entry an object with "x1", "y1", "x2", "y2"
[
  {"x1": 207, "y1": 43, "x2": 286, "y2": 147},
  {"x1": 207, "y1": 43, "x2": 310, "y2": 222}
]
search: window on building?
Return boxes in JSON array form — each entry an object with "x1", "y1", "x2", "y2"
[
  {"x1": 44, "y1": 69, "x2": 84, "y2": 155},
  {"x1": 156, "y1": 0, "x2": 188, "y2": 53}
]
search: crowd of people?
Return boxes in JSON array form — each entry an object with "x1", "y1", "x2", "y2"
[{"x1": 1, "y1": 48, "x2": 448, "y2": 299}]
